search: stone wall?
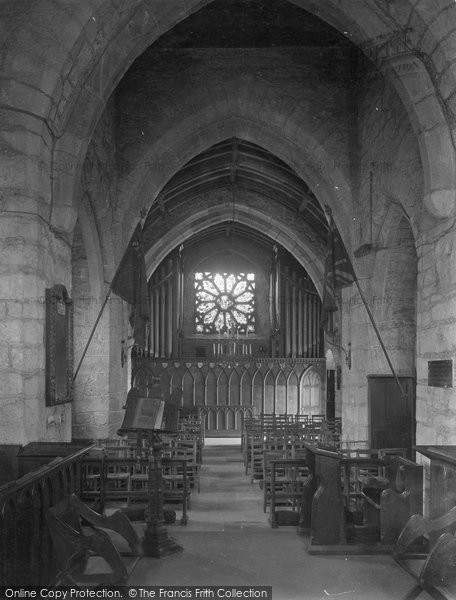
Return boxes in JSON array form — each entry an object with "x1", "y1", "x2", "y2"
[
  {"x1": 71, "y1": 99, "x2": 129, "y2": 440},
  {"x1": 339, "y1": 62, "x2": 421, "y2": 445},
  {"x1": 0, "y1": 101, "x2": 74, "y2": 444},
  {"x1": 416, "y1": 215, "x2": 456, "y2": 445}
]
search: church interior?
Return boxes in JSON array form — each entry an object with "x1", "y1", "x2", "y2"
[{"x1": 2, "y1": 0, "x2": 456, "y2": 597}]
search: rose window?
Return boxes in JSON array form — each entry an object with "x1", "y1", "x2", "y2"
[{"x1": 194, "y1": 272, "x2": 256, "y2": 334}]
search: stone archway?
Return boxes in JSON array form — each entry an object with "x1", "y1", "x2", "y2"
[{"x1": 0, "y1": 0, "x2": 447, "y2": 230}]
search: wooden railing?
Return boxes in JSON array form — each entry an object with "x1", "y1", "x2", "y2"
[{"x1": 0, "y1": 445, "x2": 93, "y2": 586}]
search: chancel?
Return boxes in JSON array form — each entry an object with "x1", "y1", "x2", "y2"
[{"x1": 1, "y1": 0, "x2": 456, "y2": 597}]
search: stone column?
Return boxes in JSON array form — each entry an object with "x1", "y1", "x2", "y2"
[{"x1": 0, "y1": 111, "x2": 75, "y2": 444}]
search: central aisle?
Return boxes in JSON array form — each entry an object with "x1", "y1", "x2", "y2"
[{"x1": 129, "y1": 444, "x2": 426, "y2": 600}]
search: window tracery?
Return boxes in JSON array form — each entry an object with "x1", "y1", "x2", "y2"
[{"x1": 194, "y1": 272, "x2": 256, "y2": 334}]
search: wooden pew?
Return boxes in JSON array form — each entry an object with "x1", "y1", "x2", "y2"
[
  {"x1": 376, "y1": 455, "x2": 423, "y2": 545},
  {"x1": 307, "y1": 446, "x2": 422, "y2": 554},
  {"x1": 393, "y1": 505, "x2": 456, "y2": 600}
]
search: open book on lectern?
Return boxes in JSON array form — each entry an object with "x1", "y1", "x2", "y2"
[{"x1": 118, "y1": 387, "x2": 165, "y2": 433}]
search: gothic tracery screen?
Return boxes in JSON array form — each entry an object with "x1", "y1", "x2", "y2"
[{"x1": 194, "y1": 272, "x2": 256, "y2": 334}]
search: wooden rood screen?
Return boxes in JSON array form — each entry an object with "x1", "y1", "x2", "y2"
[{"x1": 132, "y1": 357, "x2": 326, "y2": 436}]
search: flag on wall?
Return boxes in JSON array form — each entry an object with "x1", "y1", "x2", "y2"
[
  {"x1": 111, "y1": 224, "x2": 150, "y2": 350},
  {"x1": 321, "y1": 215, "x2": 356, "y2": 332}
]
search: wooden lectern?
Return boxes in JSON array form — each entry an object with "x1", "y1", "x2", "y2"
[{"x1": 118, "y1": 385, "x2": 182, "y2": 558}]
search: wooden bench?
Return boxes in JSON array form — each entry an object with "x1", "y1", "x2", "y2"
[
  {"x1": 363, "y1": 455, "x2": 423, "y2": 545},
  {"x1": 307, "y1": 446, "x2": 422, "y2": 554},
  {"x1": 46, "y1": 493, "x2": 141, "y2": 586},
  {"x1": 393, "y1": 505, "x2": 456, "y2": 599}
]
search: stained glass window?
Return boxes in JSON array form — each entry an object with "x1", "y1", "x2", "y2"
[{"x1": 194, "y1": 272, "x2": 256, "y2": 334}]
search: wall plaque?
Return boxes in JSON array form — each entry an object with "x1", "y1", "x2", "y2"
[
  {"x1": 428, "y1": 359, "x2": 453, "y2": 388},
  {"x1": 45, "y1": 284, "x2": 74, "y2": 405}
]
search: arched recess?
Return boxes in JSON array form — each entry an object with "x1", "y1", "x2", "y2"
[
  {"x1": 240, "y1": 370, "x2": 253, "y2": 406},
  {"x1": 300, "y1": 368, "x2": 323, "y2": 416},
  {"x1": 182, "y1": 369, "x2": 194, "y2": 410},
  {"x1": 275, "y1": 370, "x2": 287, "y2": 415},
  {"x1": 205, "y1": 369, "x2": 217, "y2": 406},
  {"x1": 252, "y1": 369, "x2": 264, "y2": 414},
  {"x1": 217, "y1": 370, "x2": 229, "y2": 406},
  {"x1": 264, "y1": 370, "x2": 275, "y2": 414},
  {"x1": 226, "y1": 408, "x2": 236, "y2": 432},
  {"x1": 160, "y1": 370, "x2": 172, "y2": 404},
  {"x1": 194, "y1": 369, "x2": 205, "y2": 406},
  {"x1": 229, "y1": 370, "x2": 241, "y2": 406},
  {"x1": 170, "y1": 371, "x2": 183, "y2": 409},
  {"x1": 287, "y1": 371, "x2": 299, "y2": 415}
]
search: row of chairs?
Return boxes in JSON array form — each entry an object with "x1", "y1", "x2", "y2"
[
  {"x1": 242, "y1": 413, "x2": 339, "y2": 482},
  {"x1": 80, "y1": 427, "x2": 203, "y2": 523},
  {"x1": 242, "y1": 415, "x2": 328, "y2": 526},
  {"x1": 243, "y1": 417, "x2": 412, "y2": 536}
]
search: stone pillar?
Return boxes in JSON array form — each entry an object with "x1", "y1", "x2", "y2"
[{"x1": 0, "y1": 109, "x2": 75, "y2": 444}]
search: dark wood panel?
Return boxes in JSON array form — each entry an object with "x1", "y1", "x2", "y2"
[{"x1": 368, "y1": 376, "x2": 415, "y2": 452}]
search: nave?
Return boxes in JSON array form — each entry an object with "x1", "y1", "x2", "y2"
[{"x1": 128, "y1": 442, "x2": 426, "y2": 600}]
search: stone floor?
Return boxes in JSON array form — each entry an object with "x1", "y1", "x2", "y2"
[{"x1": 127, "y1": 443, "x2": 429, "y2": 600}]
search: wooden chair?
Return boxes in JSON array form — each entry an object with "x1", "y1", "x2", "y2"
[
  {"x1": 171, "y1": 439, "x2": 200, "y2": 493},
  {"x1": 162, "y1": 458, "x2": 190, "y2": 524},
  {"x1": 269, "y1": 458, "x2": 309, "y2": 528},
  {"x1": 262, "y1": 450, "x2": 289, "y2": 512},
  {"x1": 46, "y1": 493, "x2": 141, "y2": 586}
]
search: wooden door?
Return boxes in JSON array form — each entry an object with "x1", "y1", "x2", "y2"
[{"x1": 368, "y1": 375, "x2": 415, "y2": 451}]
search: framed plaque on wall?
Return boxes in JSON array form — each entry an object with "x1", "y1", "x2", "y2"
[{"x1": 45, "y1": 284, "x2": 74, "y2": 406}]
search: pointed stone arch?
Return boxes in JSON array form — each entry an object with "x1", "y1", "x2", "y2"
[
  {"x1": 205, "y1": 369, "x2": 217, "y2": 406},
  {"x1": 240, "y1": 369, "x2": 253, "y2": 406},
  {"x1": 287, "y1": 370, "x2": 299, "y2": 415},
  {"x1": 300, "y1": 367, "x2": 323, "y2": 416},
  {"x1": 228, "y1": 369, "x2": 241, "y2": 406},
  {"x1": 275, "y1": 369, "x2": 287, "y2": 415},
  {"x1": 264, "y1": 369, "x2": 275, "y2": 414}
]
